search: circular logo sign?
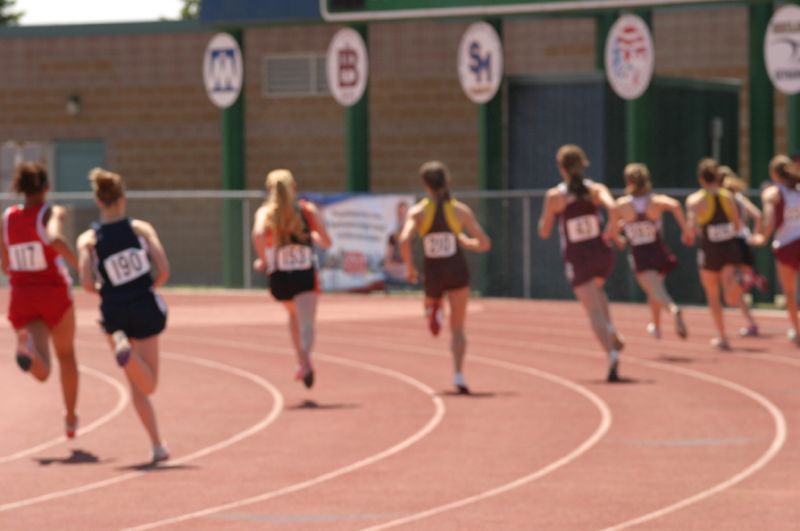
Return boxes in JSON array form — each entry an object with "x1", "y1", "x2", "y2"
[
  {"x1": 458, "y1": 22, "x2": 504, "y2": 104},
  {"x1": 765, "y1": 5, "x2": 800, "y2": 95},
  {"x1": 326, "y1": 28, "x2": 369, "y2": 107},
  {"x1": 605, "y1": 15, "x2": 655, "y2": 100},
  {"x1": 203, "y1": 33, "x2": 243, "y2": 109}
]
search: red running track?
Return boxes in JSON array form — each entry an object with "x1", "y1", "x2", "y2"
[{"x1": 0, "y1": 290, "x2": 797, "y2": 530}]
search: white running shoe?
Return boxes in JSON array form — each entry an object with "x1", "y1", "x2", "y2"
[
  {"x1": 646, "y1": 323, "x2": 661, "y2": 339},
  {"x1": 112, "y1": 330, "x2": 132, "y2": 367},
  {"x1": 151, "y1": 442, "x2": 170, "y2": 464}
]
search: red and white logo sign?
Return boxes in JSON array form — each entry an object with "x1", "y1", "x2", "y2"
[
  {"x1": 326, "y1": 28, "x2": 369, "y2": 107},
  {"x1": 605, "y1": 15, "x2": 654, "y2": 100}
]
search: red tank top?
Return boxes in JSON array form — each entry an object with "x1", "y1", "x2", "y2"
[{"x1": 3, "y1": 203, "x2": 70, "y2": 287}]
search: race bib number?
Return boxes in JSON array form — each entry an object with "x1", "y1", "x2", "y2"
[
  {"x1": 104, "y1": 248, "x2": 151, "y2": 286},
  {"x1": 784, "y1": 205, "x2": 800, "y2": 225},
  {"x1": 624, "y1": 221, "x2": 657, "y2": 246},
  {"x1": 423, "y1": 232, "x2": 457, "y2": 259},
  {"x1": 8, "y1": 241, "x2": 46, "y2": 272},
  {"x1": 566, "y1": 215, "x2": 600, "y2": 243},
  {"x1": 276, "y1": 245, "x2": 313, "y2": 271},
  {"x1": 707, "y1": 222, "x2": 735, "y2": 243}
]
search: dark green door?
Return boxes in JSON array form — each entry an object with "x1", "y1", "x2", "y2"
[{"x1": 54, "y1": 140, "x2": 106, "y2": 192}]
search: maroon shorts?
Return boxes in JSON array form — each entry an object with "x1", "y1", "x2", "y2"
[
  {"x1": 775, "y1": 239, "x2": 800, "y2": 270},
  {"x1": 8, "y1": 284, "x2": 72, "y2": 330},
  {"x1": 565, "y1": 244, "x2": 614, "y2": 288},
  {"x1": 629, "y1": 242, "x2": 677, "y2": 275}
]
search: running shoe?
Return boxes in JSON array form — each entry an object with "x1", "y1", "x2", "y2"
[
  {"x1": 151, "y1": 442, "x2": 170, "y2": 464},
  {"x1": 646, "y1": 323, "x2": 661, "y2": 339},
  {"x1": 65, "y1": 414, "x2": 79, "y2": 439},
  {"x1": 112, "y1": 330, "x2": 131, "y2": 367},
  {"x1": 294, "y1": 363, "x2": 315, "y2": 389},
  {"x1": 789, "y1": 329, "x2": 800, "y2": 346},
  {"x1": 455, "y1": 384, "x2": 471, "y2": 395},
  {"x1": 15, "y1": 328, "x2": 33, "y2": 372},
  {"x1": 427, "y1": 303, "x2": 443, "y2": 337},
  {"x1": 739, "y1": 325, "x2": 759, "y2": 337},
  {"x1": 673, "y1": 310, "x2": 688, "y2": 339},
  {"x1": 607, "y1": 360, "x2": 620, "y2": 383},
  {"x1": 711, "y1": 337, "x2": 731, "y2": 351}
]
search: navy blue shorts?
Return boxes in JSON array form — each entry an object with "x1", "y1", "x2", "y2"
[{"x1": 100, "y1": 291, "x2": 167, "y2": 339}]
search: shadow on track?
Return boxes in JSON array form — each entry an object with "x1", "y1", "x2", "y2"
[
  {"x1": 36, "y1": 449, "x2": 106, "y2": 466},
  {"x1": 286, "y1": 400, "x2": 360, "y2": 411}
]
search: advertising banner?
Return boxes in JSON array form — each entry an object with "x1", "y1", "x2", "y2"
[{"x1": 308, "y1": 193, "x2": 415, "y2": 292}]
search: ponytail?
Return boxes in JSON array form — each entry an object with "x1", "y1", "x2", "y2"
[
  {"x1": 89, "y1": 167, "x2": 125, "y2": 206},
  {"x1": 770, "y1": 155, "x2": 800, "y2": 189},
  {"x1": 556, "y1": 144, "x2": 590, "y2": 199},
  {"x1": 420, "y1": 160, "x2": 452, "y2": 202},
  {"x1": 12, "y1": 162, "x2": 49, "y2": 196},
  {"x1": 265, "y1": 169, "x2": 308, "y2": 246},
  {"x1": 623, "y1": 163, "x2": 652, "y2": 196}
]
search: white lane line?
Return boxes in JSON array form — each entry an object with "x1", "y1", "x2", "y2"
[
  {"x1": 0, "y1": 352, "x2": 283, "y2": 513},
  {"x1": 123, "y1": 341, "x2": 446, "y2": 531},
  {"x1": 0, "y1": 363, "x2": 129, "y2": 465},
  {"x1": 347, "y1": 322, "x2": 788, "y2": 529}
]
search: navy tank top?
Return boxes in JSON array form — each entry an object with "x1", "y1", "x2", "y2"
[{"x1": 92, "y1": 218, "x2": 153, "y2": 303}]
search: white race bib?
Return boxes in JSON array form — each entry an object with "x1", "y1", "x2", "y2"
[
  {"x1": 624, "y1": 221, "x2": 657, "y2": 246},
  {"x1": 707, "y1": 222, "x2": 735, "y2": 243},
  {"x1": 423, "y1": 232, "x2": 457, "y2": 259},
  {"x1": 275, "y1": 244, "x2": 313, "y2": 271},
  {"x1": 8, "y1": 241, "x2": 46, "y2": 272},
  {"x1": 566, "y1": 215, "x2": 600, "y2": 243},
  {"x1": 784, "y1": 205, "x2": 800, "y2": 225},
  {"x1": 104, "y1": 248, "x2": 151, "y2": 286}
]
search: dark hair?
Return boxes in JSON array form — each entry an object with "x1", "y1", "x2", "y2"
[
  {"x1": 89, "y1": 167, "x2": 125, "y2": 206},
  {"x1": 420, "y1": 160, "x2": 451, "y2": 201},
  {"x1": 556, "y1": 144, "x2": 590, "y2": 198},
  {"x1": 770, "y1": 155, "x2": 800, "y2": 188},
  {"x1": 623, "y1": 163, "x2": 652, "y2": 196},
  {"x1": 12, "y1": 162, "x2": 49, "y2": 196},
  {"x1": 697, "y1": 158, "x2": 719, "y2": 185}
]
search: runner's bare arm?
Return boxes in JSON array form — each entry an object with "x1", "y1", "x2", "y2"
[
  {"x1": 0, "y1": 217, "x2": 7, "y2": 275},
  {"x1": 132, "y1": 219, "x2": 170, "y2": 289},
  {"x1": 657, "y1": 194, "x2": 694, "y2": 246},
  {"x1": 303, "y1": 202, "x2": 332, "y2": 249},
  {"x1": 45, "y1": 205, "x2": 79, "y2": 270},
  {"x1": 76, "y1": 230, "x2": 98, "y2": 293},
  {"x1": 593, "y1": 182, "x2": 620, "y2": 240},
  {"x1": 398, "y1": 202, "x2": 424, "y2": 283},
  {"x1": 537, "y1": 188, "x2": 561, "y2": 239},
  {"x1": 251, "y1": 205, "x2": 269, "y2": 272},
  {"x1": 760, "y1": 185, "x2": 780, "y2": 241},
  {"x1": 455, "y1": 202, "x2": 491, "y2": 252},
  {"x1": 739, "y1": 194, "x2": 763, "y2": 235}
]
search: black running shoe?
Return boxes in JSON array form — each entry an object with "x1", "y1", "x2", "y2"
[
  {"x1": 302, "y1": 369, "x2": 315, "y2": 389},
  {"x1": 15, "y1": 353, "x2": 32, "y2": 372},
  {"x1": 455, "y1": 384, "x2": 471, "y2": 395},
  {"x1": 607, "y1": 361, "x2": 620, "y2": 383}
]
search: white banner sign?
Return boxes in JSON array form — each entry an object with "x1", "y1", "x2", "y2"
[
  {"x1": 458, "y1": 22, "x2": 504, "y2": 104},
  {"x1": 765, "y1": 5, "x2": 800, "y2": 95},
  {"x1": 316, "y1": 194, "x2": 414, "y2": 291},
  {"x1": 203, "y1": 33, "x2": 244, "y2": 109},
  {"x1": 326, "y1": 28, "x2": 369, "y2": 107},
  {"x1": 605, "y1": 14, "x2": 655, "y2": 100}
]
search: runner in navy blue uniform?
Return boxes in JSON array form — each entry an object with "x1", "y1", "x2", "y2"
[
  {"x1": 685, "y1": 158, "x2": 749, "y2": 350},
  {"x1": 252, "y1": 169, "x2": 331, "y2": 388},
  {"x1": 539, "y1": 145, "x2": 624, "y2": 382},
  {"x1": 608, "y1": 163, "x2": 693, "y2": 340},
  {"x1": 399, "y1": 161, "x2": 491, "y2": 394},
  {"x1": 761, "y1": 155, "x2": 800, "y2": 346},
  {"x1": 77, "y1": 168, "x2": 170, "y2": 463},
  {"x1": 719, "y1": 166, "x2": 764, "y2": 337}
]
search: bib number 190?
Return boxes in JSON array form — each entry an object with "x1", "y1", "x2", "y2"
[{"x1": 104, "y1": 248, "x2": 151, "y2": 286}]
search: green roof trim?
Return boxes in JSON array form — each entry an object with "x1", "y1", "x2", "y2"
[{"x1": 0, "y1": 20, "x2": 210, "y2": 38}]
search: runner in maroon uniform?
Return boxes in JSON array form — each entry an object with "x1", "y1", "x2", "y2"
[
  {"x1": 252, "y1": 169, "x2": 331, "y2": 388},
  {"x1": 608, "y1": 163, "x2": 693, "y2": 340},
  {"x1": 399, "y1": 161, "x2": 491, "y2": 394},
  {"x1": 685, "y1": 158, "x2": 747, "y2": 350},
  {"x1": 761, "y1": 155, "x2": 800, "y2": 345},
  {"x1": 539, "y1": 145, "x2": 623, "y2": 382},
  {"x1": 1, "y1": 162, "x2": 79, "y2": 437}
]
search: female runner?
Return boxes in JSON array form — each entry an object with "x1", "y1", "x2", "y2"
[
  {"x1": 399, "y1": 161, "x2": 491, "y2": 394},
  {"x1": 760, "y1": 155, "x2": 800, "y2": 345},
  {"x1": 77, "y1": 168, "x2": 170, "y2": 463},
  {"x1": 609, "y1": 163, "x2": 693, "y2": 339},
  {"x1": 685, "y1": 158, "x2": 745, "y2": 350},
  {"x1": 538, "y1": 145, "x2": 623, "y2": 382},
  {"x1": 719, "y1": 166, "x2": 764, "y2": 337},
  {"x1": 1, "y1": 162, "x2": 79, "y2": 437},
  {"x1": 252, "y1": 169, "x2": 331, "y2": 388}
]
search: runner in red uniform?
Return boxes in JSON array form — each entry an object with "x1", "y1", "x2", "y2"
[
  {"x1": 1, "y1": 162, "x2": 79, "y2": 437},
  {"x1": 539, "y1": 145, "x2": 624, "y2": 382},
  {"x1": 399, "y1": 161, "x2": 491, "y2": 394},
  {"x1": 252, "y1": 169, "x2": 331, "y2": 388},
  {"x1": 761, "y1": 155, "x2": 800, "y2": 346},
  {"x1": 608, "y1": 163, "x2": 693, "y2": 340},
  {"x1": 685, "y1": 158, "x2": 748, "y2": 350}
]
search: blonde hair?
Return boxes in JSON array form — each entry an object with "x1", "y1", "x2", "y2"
[
  {"x1": 89, "y1": 167, "x2": 125, "y2": 206},
  {"x1": 718, "y1": 166, "x2": 747, "y2": 194},
  {"x1": 265, "y1": 169, "x2": 308, "y2": 246},
  {"x1": 623, "y1": 163, "x2": 652, "y2": 196},
  {"x1": 556, "y1": 144, "x2": 590, "y2": 198}
]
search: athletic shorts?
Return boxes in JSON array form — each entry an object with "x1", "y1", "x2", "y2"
[
  {"x1": 8, "y1": 284, "x2": 72, "y2": 330},
  {"x1": 424, "y1": 257, "x2": 470, "y2": 299},
  {"x1": 775, "y1": 239, "x2": 800, "y2": 271},
  {"x1": 629, "y1": 243, "x2": 678, "y2": 275},
  {"x1": 735, "y1": 238, "x2": 755, "y2": 267},
  {"x1": 100, "y1": 291, "x2": 167, "y2": 339},
  {"x1": 698, "y1": 240, "x2": 743, "y2": 272},
  {"x1": 565, "y1": 244, "x2": 614, "y2": 288},
  {"x1": 269, "y1": 269, "x2": 317, "y2": 302}
]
